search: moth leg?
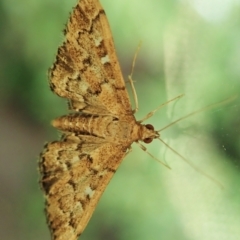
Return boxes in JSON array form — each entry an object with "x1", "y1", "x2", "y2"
[
  {"x1": 128, "y1": 74, "x2": 138, "y2": 114},
  {"x1": 139, "y1": 94, "x2": 184, "y2": 123},
  {"x1": 127, "y1": 43, "x2": 142, "y2": 114}
]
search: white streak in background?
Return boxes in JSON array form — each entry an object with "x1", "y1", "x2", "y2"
[{"x1": 190, "y1": 0, "x2": 237, "y2": 22}]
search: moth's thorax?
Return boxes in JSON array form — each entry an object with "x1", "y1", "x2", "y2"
[{"x1": 52, "y1": 113, "x2": 139, "y2": 144}]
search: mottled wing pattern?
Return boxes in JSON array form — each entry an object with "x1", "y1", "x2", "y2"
[
  {"x1": 49, "y1": 0, "x2": 132, "y2": 116},
  {"x1": 40, "y1": 133, "x2": 127, "y2": 240}
]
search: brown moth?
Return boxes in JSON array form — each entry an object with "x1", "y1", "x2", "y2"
[
  {"x1": 39, "y1": 0, "x2": 166, "y2": 239},
  {"x1": 39, "y1": 0, "x2": 237, "y2": 239}
]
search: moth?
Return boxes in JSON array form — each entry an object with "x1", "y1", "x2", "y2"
[
  {"x1": 39, "y1": 0, "x2": 230, "y2": 239},
  {"x1": 39, "y1": 0, "x2": 170, "y2": 239}
]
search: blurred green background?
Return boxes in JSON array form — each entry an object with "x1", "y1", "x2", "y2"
[{"x1": 1, "y1": 0, "x2": 240, "y2": 239}]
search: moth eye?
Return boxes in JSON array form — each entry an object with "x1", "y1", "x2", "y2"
[
  {"x1": 146, "y1": 124, "x2": 154, "y2": 130},
  {"x1": 143, "y1": 138, "x2": 153, "y2": 144}
]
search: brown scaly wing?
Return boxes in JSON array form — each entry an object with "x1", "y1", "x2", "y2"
[
  {"x1": 40, "y1": 133, "x2": 128, "y2": 240},
  {"x1": 49, "y1": 0, "x2": 132, "y2": 116}
]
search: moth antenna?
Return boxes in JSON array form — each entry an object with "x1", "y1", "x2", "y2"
[
  {"x1": 158, "y1": 138, "x2": 224, "y2": 189},
  {"x1": 136, "y1": 142, "x2": 171, "y2": 169},
  {"x1": 139, "y1": 94, "x2": 184, "y2": 123},
  {"x1": 158, "y1": 95, "x2": 238, "y2": 132},
  {"x1": 128, "y1": 42, "x2": 142, "y2": 114}
]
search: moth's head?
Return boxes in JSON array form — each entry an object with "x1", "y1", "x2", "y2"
[{"x1": 141, "y1": 124, "x2": 160, "y2": 144}]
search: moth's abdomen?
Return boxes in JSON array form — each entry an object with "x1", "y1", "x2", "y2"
[
  {"x1": 52, "y1": 114, "x2": 135, "y2": 143},
  {"x1": 52, "y1": 114, "x2": 106, "y2": 135}
]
